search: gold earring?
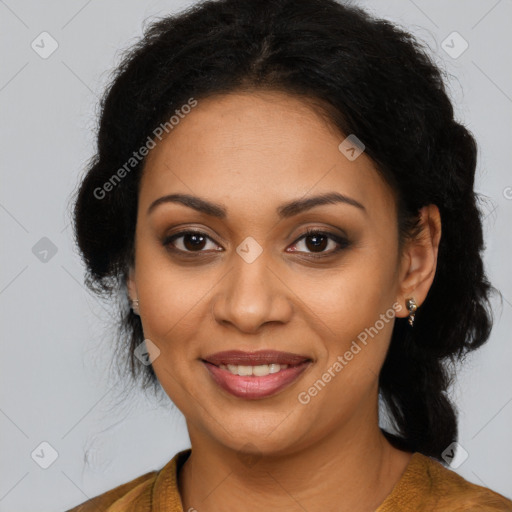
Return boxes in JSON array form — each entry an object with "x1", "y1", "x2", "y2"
[
  {"x1": 130, "y1": 298, "x2": 140, "y2": 315},
  {"x1": 405, "y1": 298, "x2": 417, "y2": 327}
]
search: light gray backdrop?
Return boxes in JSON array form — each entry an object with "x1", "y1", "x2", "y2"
[{"x1": 1, "y1": 1, "x2": 511, "y2": 510}]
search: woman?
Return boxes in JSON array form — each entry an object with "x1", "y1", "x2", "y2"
[{"x1": 67, "y1": 0, "x2": 512, "y2": 510}]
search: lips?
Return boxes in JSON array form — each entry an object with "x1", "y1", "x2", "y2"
[
  {"x1": 203, "y1": 350, "x2": 311, "y2": 367},
  {"x1": 201, "y1": 350, "x2": 312, "y2": 400}
]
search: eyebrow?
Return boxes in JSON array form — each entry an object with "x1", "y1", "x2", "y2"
[{"x1": 147, "y1": 192, "x2": 366, "y2": 218}]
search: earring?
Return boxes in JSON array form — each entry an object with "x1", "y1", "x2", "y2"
[
  {"x1": 405, "y1": 298, "x2": 417, "y2": 327},
  {"x1": 130, "y1": 298, "x2": 140, "y2": 316}
]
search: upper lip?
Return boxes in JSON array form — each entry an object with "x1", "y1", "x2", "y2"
[{"x1": 202, "y1": 350, "x2": 311, "y2": 366}]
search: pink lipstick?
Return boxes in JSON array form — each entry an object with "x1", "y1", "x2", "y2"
[{"x1": 202, "y1": 350, "x2": 312, "y2": 400}]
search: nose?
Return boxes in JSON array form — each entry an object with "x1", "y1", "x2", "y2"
[{"x1": 211, "y1": 253, "x2": 294, "y2": 334}]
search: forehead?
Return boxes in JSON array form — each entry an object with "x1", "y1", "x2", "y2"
[{"x1": 139, "y1": 90, "x2": 396, "y2": 222}]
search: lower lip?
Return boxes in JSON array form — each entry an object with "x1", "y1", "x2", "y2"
[{"x1": 203, "y1": 361, "x2": 311, "y2": 400}]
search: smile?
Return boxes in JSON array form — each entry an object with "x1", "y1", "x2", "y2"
[
  {"x1": 219, "y1": 363, "x2": 289, "y2": 376},
  {"x1": 203, "y1": 360, "x2": 312, "y2": 400}
]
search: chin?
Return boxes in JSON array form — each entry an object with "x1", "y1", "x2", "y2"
[{"x1": 206, "y1": 415, "x2": 312, "y2": 458}]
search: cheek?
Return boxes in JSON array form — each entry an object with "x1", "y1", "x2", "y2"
[
  {"x1": 296, "y1": 294, "x2": 396, "y2": 430},
  {"x1": 297, "y1": 247, "x2": 399, "y2": 410},
  {"x1": 134, "y1": 252, "x2": 210, "y2": 411},
  {"x1": 139, "y1": 274, "x2": 199, "y2": 333},
  {"x1": 303, "y1": 249, "x2": 398, "y2": 342},
  {"x1": 136, "y1": 277, "x2": 220, "y2": 428},
  {"x1": 133, "y1": 241, "x2": 211, "y2": 355}
]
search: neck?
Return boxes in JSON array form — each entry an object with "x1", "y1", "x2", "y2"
[{"x1": 178, "y1": 408, "x2": 412, "y2": 512}]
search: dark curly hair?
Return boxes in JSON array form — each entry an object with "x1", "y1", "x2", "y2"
[{"x1": 72, "y1": 0, "x2": 495, "y2": 460}]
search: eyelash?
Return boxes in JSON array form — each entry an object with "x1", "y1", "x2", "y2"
[{"x1": 162, "y1": 228, "x2": 351, "y2": 259}]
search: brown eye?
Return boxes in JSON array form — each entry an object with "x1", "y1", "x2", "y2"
[
  {"x1": 163, "y1": 230, "x2": 221, "y2": 253},
  {"x1": 304, "y1": 232, "x2": 329, "y2": 252},
  {"x1": 163, "y1": 228, "x2": 350, "y2": 258},
  {"x1": 182, "y1": 232, "x2": 207, "y2": 251},
  {"x1": 288, "y1": 229, "x2": 350, "y2": 256}
]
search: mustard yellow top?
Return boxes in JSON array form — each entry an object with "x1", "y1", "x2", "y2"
[{"x1": 66, "y1": 449, "x2": 512, "y2": 511}]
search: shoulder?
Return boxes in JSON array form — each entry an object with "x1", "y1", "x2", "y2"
[
  {"x1": 378, "y1": 452, "x2": 512, "y2": 511},
  {"x1": 64, "y1": 449, "x2": 191, "y2": 512},
  {"x1": 64, "y1": 469, "x2": 158, "y2": 512},
  {"x1": 419, "y1": 454, "x2": 512, "y2": 510}
]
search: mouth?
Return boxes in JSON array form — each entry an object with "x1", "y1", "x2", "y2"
[{"x1": 201, "y1": 350, "x2": 313, "y2": 400}]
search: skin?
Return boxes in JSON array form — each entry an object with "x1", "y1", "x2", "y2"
[{"x1": 127, "y1": 90, "x2": 442, "y2": 511}]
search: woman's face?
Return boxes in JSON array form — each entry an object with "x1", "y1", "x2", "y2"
[{"x1": 129, "y1": 90, "x2": 413, "y2": 456}]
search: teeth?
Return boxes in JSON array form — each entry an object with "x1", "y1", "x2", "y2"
[{"x1": 218, "y1": 363, "x2": 289, "y2": 376}]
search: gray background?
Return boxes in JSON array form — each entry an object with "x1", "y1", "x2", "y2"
[{"x1": 1, "y1": 0, "x2": 511, "y2": 510}]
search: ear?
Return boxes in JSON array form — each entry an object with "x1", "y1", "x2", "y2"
[
  {"x1": 126, "y1": 266, "x2": 137, "y2": 301},
  {"x1": 395, "y1": 204, "x2": 442, "y2": 319}
]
